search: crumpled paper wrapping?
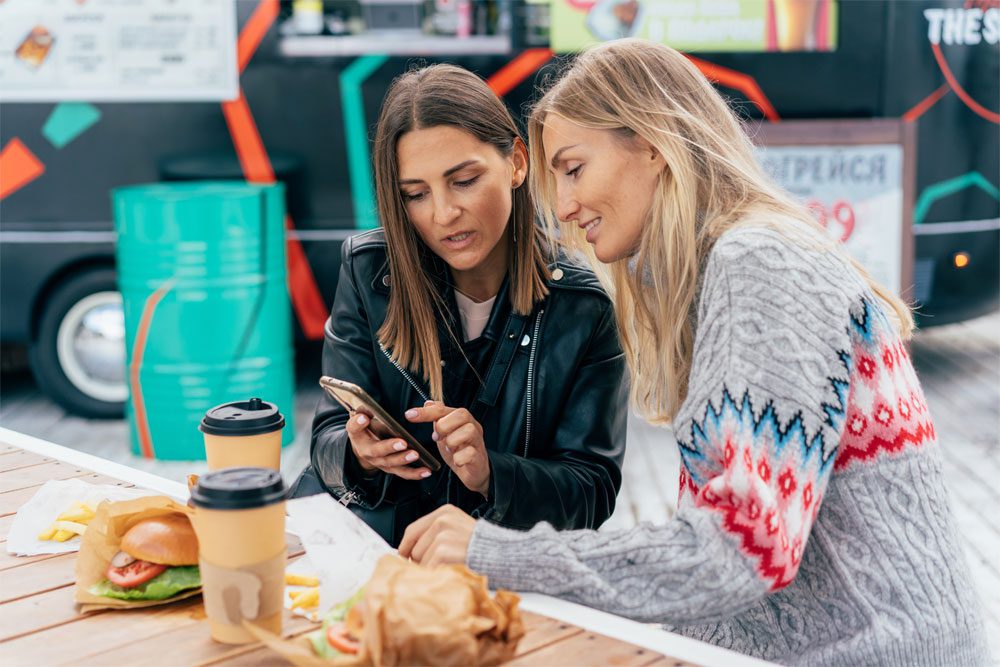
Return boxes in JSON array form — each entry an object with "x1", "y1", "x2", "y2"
[
  {"x1": 251, "y1": 554, "x2": 524, "y2": 667},
  {"x1": 361, "y1": 555, "x2": 524, "y2": 666},
  {"x1": 5, "y1": 478, "x2": 150, "y2": 556},
  {"x1": 74, "y1": 495, "x2": 201, "y2": 612}
]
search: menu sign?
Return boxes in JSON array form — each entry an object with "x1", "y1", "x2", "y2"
[
  {"x1": 0, "y1": 0, "x2": 238, "y2": 102},
  {"x1": 758, "y1": 144, "x2": 905, "y2": 295},
  {"x1": 550, "y1": 0, "x2": 839, "y2": 53}
]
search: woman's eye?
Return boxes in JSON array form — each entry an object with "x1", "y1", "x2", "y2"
[
  {"x1": 566, "y1": 165, "x2": 581, "y2": 178},
  {"x1": 454, "y1": 175, "x2": 480, "y2": 188},
  {"x1": 402, "y1": 191, "x2": 425, "y2": 202}
]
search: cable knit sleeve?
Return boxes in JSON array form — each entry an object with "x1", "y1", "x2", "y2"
[{"x1": 467, "y1": 228, "x2": 857, "y2": 626}]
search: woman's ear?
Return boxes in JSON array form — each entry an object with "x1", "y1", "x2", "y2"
[
  {"x1": 632, "y1": 135, "x2": 663, "y2": 170},
  {"x1": 511, "y1": 137, "x2": 529, "y2": 189}
]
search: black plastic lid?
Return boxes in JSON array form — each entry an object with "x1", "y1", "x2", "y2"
[
  {"x1": 190, "y1": 467, "x2": 286, "y2": 510},
  {"x1": 199, "y1": 398, "x2": 284, "y2": 436}
]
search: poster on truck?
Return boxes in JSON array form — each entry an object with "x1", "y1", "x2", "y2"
[
  {"x1": 0, "y1": 0, "x2": 238, "y2": 102},
  {"x1": 758, "y1": 143, "x2": 906, "y2": 295},
  {"x1": 550, "y1": 0, "x2": 839, "y2": 53}
]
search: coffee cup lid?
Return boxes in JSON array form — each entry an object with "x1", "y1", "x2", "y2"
[
  {"x1": 200, "y1": 398, "x2": 285, "y2": 436},
  {"x1": 190, "y1": 467, "x2": 286, "y2": 510}
]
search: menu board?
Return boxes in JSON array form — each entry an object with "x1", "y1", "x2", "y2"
[
  {"x1": 550, "y1": 0, "x2": 839, "y2": 53},
  {"x1": 0, "y1": 0, "x2": 238, "y2": 102},
  {"x1": 757, "y1": 143, "x2": 905, "y2": 295}
]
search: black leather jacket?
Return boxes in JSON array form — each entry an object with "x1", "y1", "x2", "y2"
[{"x1": 305, "y1": 229, "x2": 627, "y2": 545}]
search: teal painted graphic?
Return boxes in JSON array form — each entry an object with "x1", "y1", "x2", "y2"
[
  {"x1": 42, "y1": 103, "x2": 102, "y2": 149},
  {"x1": 914, "y1": 171, "x2": 1000, "y2": 224},
  {"x1": 340, "y1": 54, "x2": 390, "y2": 230}
]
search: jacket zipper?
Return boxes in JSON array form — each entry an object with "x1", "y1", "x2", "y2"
[
  {"x1": 523, "y1": 308, "x2": 545, "y2": 458},
  {"x1": 378, "y1": 342, "x2": 430, "y2": 403},
  {"x1": 338, "y1": 489, "x2": 359, "y2": 507}
]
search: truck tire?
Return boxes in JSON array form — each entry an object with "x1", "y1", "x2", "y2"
[{"x1": 29, "y1": 267, "x2": 127, "y2": 418}]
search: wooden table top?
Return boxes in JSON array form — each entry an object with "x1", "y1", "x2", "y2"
[{"x1": 0, "y1": 439, "x2": 693, "y2": 667}]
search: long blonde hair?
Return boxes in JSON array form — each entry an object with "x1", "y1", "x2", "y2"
[
  {"x1": 374, "y1": 64, "x2": 549, "y2": 401},
  {"x1": 528, "y1": 39, "x2": 913, "y2": 424}
]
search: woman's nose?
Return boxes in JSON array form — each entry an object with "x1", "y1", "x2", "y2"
[
  {"x1": 556, "y1": 188, "x2": 580, "y2": 223},
  {"x1": 431, "y1": 192, "x2": 459, "y2": 227}
]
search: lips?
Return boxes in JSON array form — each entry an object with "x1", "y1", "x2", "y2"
[
  {"x1": 440, "y1": 230, "x2": 476, "y2": 250},
  {"x1": 580, "y1": 218, "x2": 602, "y2": 243}
]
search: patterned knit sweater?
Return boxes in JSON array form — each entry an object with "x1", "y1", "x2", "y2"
[{"x1": 467, "y1": 227, "x2": 990, "y2": 666}]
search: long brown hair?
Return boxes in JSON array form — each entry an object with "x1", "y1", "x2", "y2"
[{"x1": 373, "y1": 64, "x2": 549, "y2": 400}]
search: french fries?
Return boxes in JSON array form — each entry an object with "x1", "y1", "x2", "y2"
[
  {"x1": 285, "y1": 573, "x2": 320, "y2": 587},
  {"x1": 37, "y1": 501, "x2": 96, "y2": 542},
  {"x1": 286, "y1": 572, "x2": 321, "y2": 613},
  {"x1": 289, "y1": 587, "x2": 319, "y2": 610}
]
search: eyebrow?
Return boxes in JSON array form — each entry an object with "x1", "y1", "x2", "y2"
[
  {"x1": 550, "y1": 145, "x2": 579, "y2": 169},
  {"x1": 398, "y1": 159, "x2": 480, "y2": 185}
]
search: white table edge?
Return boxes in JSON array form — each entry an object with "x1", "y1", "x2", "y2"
[
  {"x1": 0, "y1": 426, "x2": 773, "y2": 667},
  {"x1": 518, "y1": 594, "x2": 774, "y2": 667},
  {"x1": 0, "y1": 426, "x2": 189, "y2": 501}
]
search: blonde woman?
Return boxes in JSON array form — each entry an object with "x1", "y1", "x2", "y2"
[
  {"x1": 399, "y1": 41, "x2": 989, "y2": 665},
  {"x1": 293, "y1": 64, "x2": 628, "y2": 547}
]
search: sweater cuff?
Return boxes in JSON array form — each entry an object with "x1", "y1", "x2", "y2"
[{"x1": 467, "y1": 519, "x2": 554, "y2": 591}]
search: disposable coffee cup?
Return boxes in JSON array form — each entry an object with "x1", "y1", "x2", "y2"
[
  {"x1": 200, "y1": 398, "x2": 284, "y2": 471},
  {"x1": 189, "y1": 467, "x2": 287, "y2": 644}
]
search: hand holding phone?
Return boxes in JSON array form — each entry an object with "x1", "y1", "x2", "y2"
[
  {"x1": 344, "y1": 413, "x2": 434, "y2": 480},
  {"x1": 320, "y1": 377, "x2": 441, "y2": 479}
]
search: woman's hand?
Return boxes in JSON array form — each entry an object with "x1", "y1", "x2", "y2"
[
  {"x1": 398, "y1": 504, "x2": 475, "y2": 566},
  {"x1": 345, "y1": 412, "x2": 432, "y2": 480},
  {"x1": 406, "y1": 401, "x2": 491, "y2": 497}
]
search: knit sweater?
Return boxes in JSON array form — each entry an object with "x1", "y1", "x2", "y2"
[{"x1": 467, "y1": 226, "x2": 990, "y2": 666}]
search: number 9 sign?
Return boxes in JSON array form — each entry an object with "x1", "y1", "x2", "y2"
[{"x1": 806, "y1": 199, "x2": 856, "y2": 243}]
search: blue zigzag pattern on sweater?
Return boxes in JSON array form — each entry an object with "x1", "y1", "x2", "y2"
[
  {"x1": 673, "y1": 298, "x2": 888, "y2": 487},
  {"x1": 677, "y1": 369, "x2": 850, "y2": 487}
]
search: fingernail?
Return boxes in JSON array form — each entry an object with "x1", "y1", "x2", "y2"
[
  {"x1": 424, "y1": 400, "x2": 434, "y2": 406},
  {"x1": 356, "y1": 414, "x2": 367, "y2": 425},
  {"x1": 405, "y1": 409, "x2": 418, "y2": 419},
  {"x1": 432, "y1": 431, "x2": 438, "y2": 441},
  {"x1": 420, "y1": 470, "x2": 432, "y2": 478},
  {"x1": 405, "y1": 452, "x2": 418, "y2": 462},
  {"x1": 393, "y1": 441, "x2": 406, "y2": 451}
]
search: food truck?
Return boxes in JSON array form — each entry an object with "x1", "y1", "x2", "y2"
[{"x1": 1, "y1": 0, "x2": 997, "y2": 417}]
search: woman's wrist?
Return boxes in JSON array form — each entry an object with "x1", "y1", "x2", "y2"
[{"x1": 473, "y1": 469, "x2": 491, "y2": 498}]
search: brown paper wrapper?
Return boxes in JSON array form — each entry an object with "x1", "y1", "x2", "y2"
[
  {"x1": 245, "y1": 623, "x2": 341, "y2": 667},
  {"x1": 74, "y1": 495, "x2": 202, "y2": 612},
  {"x1": 251, "y1": 555, "x2": 524, "y2": 666}
]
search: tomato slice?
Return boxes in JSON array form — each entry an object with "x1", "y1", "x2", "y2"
[
  {"x1": 106, "y1": 559, "x2": 167, "y2": 588},
  {"x1": 326, "y1": 622, "x2": 360, "y2": 655}
]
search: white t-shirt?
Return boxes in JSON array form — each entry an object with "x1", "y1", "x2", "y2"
[{"x1": 454, "y1": 290, "x2": 496, "y2": 342}]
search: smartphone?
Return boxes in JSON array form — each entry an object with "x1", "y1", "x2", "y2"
[{"x1": 319, "y1": 376, "x2": 441, "y2": 472}]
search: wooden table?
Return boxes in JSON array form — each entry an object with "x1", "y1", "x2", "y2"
[{"x1": 0, "y1": 428, "x2": 768, "y2": 667}]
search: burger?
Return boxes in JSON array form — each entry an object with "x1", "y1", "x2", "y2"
[{"x1": 88, "y1": 513, "x2": 201, "y2": 601}]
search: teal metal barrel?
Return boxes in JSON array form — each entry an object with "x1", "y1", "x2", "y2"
[{"x1": 113, "y1": 182, "x2": 295, "y2": 460}]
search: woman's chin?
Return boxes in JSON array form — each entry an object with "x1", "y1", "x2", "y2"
[
  {"x1": 593, "y1": 244, "x2": 625, "y2": 264},
  {"x1": 442, "y1": 250, "x2": 485, "y2": 272}
]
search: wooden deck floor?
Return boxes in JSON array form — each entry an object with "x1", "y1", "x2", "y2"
[{"x1": 1, "y1": 311, "x2": 998, "y2": 661}]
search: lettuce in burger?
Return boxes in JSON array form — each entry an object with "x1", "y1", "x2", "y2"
[{"x1": 88, "y1": 513, "x2": 201, "y2": 601}]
